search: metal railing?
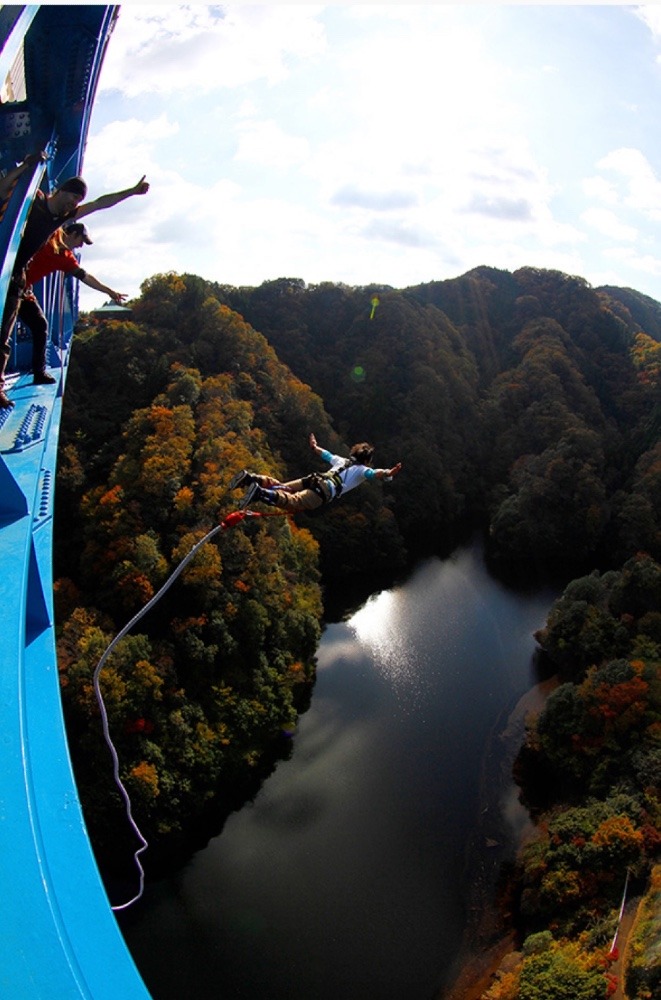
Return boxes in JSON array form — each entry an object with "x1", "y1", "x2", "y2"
[{"x1": 0, "y1": 8, "x2": 154, "y2": 998}]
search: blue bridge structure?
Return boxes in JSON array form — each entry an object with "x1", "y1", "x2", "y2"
[{"x1": 0, "y1": 7, "x2": 152, "y2": 997}]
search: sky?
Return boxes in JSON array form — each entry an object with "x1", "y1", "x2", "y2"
[{"x1": 73, "y1": 3, "x2": 661, "y2": 312}]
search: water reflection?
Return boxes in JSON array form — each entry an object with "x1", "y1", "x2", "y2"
[
  {"x1": 346, "y1": 547, "x2": 545, "y2": 720},
  {"x1": 121, "y1": 544, "x2": 557, "y2": 1000},
  {"x1": 349, "y1": 588, "x2": 424, "y2": 697}
]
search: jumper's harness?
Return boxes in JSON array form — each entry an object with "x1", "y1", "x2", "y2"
[{"x1": 302, "y1": 458, "x2": 354, "y2": 504}]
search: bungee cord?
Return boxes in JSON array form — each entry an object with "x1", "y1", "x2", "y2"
[{"x1": 92, "y1": 506, "x2": 290, "y2": 910}]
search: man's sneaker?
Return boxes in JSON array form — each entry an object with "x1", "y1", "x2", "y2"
[
  {"x1": 229, "y1": 469, "x2": 254, "y2": 491},
  {"x1": 238, "y1": 482, "x2": 261, "y2": 510},
  {"x1": 0, "y1": 390, "x2": 14, "y2": 409},
  {"x1": 33, "y1": 371, "x2": 57, "y2": 385}
]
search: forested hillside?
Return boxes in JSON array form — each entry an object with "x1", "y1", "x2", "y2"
[
  {"x1": 502, "y1": 554, "x2": 661, "y2": 1000},
  {"x1": 220, "y1": 266, "x2": 660, "y2": 576},
  {"x1": 55, "y1": 266, "x2": 660, "y2": 995}
]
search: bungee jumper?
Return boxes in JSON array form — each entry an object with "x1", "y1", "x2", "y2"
[{"x1": 230, "y1": 433, "x2": 402, "y2": 512}]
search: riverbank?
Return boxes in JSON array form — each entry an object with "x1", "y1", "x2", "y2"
[
  {"x1": 441, "y1": 933, "x2": 519, "y2": 1000},
  {"x1": 440, "y1": 675, "x2": 559, "y2": 999}
]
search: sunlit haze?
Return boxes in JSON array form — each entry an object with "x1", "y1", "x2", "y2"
[{"x1": 74, "y1": 4, "x2": 661, "y2": 311}]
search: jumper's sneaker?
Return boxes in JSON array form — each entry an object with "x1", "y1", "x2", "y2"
[
  {"x1": 0, "y1": 389, "x2": 14, "y2": 409},
  {"x1": 229, "y1": 469, "x2": 255, "y2": 491},
  {"x1": 238, "y1": 481, "x2": 262, "y2": 510}
]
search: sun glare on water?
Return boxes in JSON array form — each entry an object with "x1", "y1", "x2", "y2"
[{"x1": 348, "y1": 590, "x2": 428, "y2": 708}]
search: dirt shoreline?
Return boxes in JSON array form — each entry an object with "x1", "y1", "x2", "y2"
[{"x1": 441, "y1": 932, "x2": 519, "y2": 1000}]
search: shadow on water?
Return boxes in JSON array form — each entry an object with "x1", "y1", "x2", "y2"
[{"x1": 104, "y1": 679, "x2": 318, "y2": 892}]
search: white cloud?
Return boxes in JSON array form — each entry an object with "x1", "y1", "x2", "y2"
[
  {"x1": 330, "y1": 185, "x2": 418, "y2": 212},
  {"x1": 583, "y1": 175, "x2": 619, "y2": 205},
  {"x1": 83, "y1": 115, "x2": 179, "y2": 181},
  {"x1": 596, "y1": 147, "x2": 661, "y2": 219},
  {"x1": 603, "y1": 245, "x2": 661, "y2": 278},
  {"x1": 234, "y1": 119, "x2": 310, "y2": 169},
  {"x1": 633, "y1": 5, "x2": 661, "y2": 40},
  {"x1": 580, "y1": 207, "x2": 638, "y2": 242},
  {"x1": 100, "y1": 5, "x2": 327, "y2": 97}
]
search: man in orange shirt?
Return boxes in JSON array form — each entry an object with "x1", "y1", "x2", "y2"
[
  {"x1": 22, "y1": 222, "x2": 127, "y2": 384},
  {"x1": 1, "y1": 173, "x2": 148, "y2": 406}
]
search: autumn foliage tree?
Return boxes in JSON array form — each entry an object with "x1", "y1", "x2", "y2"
[{"x1": 57, "y1": 350, "x2": 326, "y2": 857}]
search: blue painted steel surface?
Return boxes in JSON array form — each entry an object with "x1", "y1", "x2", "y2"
[{"x1": 0, "y1": 7, "x2": 152, "y2": 998}]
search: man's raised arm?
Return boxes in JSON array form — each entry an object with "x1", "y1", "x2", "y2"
[{"x1": 76, "y1": 175, "x2": 149, "y2": 219}]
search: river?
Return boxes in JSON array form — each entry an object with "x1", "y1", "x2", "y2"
[{"x1": 118, "y1": 541, "x2": 558, "y2": 999}]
